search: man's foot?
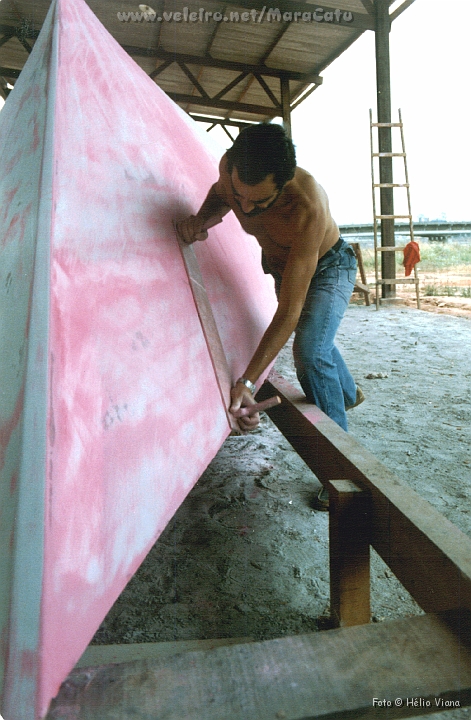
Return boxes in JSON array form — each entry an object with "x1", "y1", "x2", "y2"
[
  {"x1": 312, "y1": 485, "x2": 330, "y2": 511},
  {"x1": 346, "y1": 385, "x2": 365, "y2": 411}
]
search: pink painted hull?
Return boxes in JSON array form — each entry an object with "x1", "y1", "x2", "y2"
[{"x1": 0, "y1": 1, "x2": 277, "y2": 717}]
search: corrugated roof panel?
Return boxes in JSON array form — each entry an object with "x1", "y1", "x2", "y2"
[
  {"x1": 266, "y1": 23, "x2": 360, "y2": 72},
  {"x1": 210, "y1": 22, "x2": 285, "y2": 65}
]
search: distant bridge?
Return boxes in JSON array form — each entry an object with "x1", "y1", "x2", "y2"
[{"x1": 340, "y1": 220, "x2": 471, "y2": 242}]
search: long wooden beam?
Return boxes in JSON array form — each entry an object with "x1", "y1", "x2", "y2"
[
  {"x1": 390, "y1": 0, "x2": 417, "y2": 22},
  {"x1": 0, "y1": 66, "x2": 21, "y2": 79},
  {"x1": 46, "y1": 612, "x2": 471, "y2": 720},
  {"x1": 257, "y1": 372, "x2": 471, "y2": 615},
  {"x1": 359, "y1": 0, "x2": 375, "y2": 14},
  {"x1": 162, "y1": 92, "x2": 280, "y2": 116},
  {"x1": 188, "y1": 114, "x2": 255, "y2": 129},
  {"x1": 122, "y1": 44, "x2": 323, "y2": 84}
]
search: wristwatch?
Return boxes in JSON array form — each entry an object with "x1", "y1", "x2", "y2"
[{"x1": 236, "y1": 377, "x2": 257, "y2": 395}]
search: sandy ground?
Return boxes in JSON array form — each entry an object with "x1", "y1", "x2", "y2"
[{"x1": 92, "y1": 299, "x2": 471, "y2": 719}]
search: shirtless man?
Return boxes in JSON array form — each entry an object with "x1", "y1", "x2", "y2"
[{"x1": 177, "y1": 123, "x2": 362, "y2": 433}]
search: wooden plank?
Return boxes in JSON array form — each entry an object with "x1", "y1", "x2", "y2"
[
  {"x1": 390, "y1": 0, "x2": 418, "y2": 23},
  {"x1": 119, "y1": 44, "x2": 324, "y2": 83},
  {"x1": 349, "y1": 242, "x2": 370, "y2": 305},
  {"x1": 177, "y1": 238, "x2": 238, "y2": 433},
  {"x1": 376, "y1": 278, "x2": 417, "y2": 284},
  {"x1": 328, "y1": 480, "x2": 371, "y2": 627},
  {"x1": 376, "y1": 245, "x2": 407, "y2": 251},
  {"x1": 280, "y1": 75, "x2": 291, "y2": 138},
  {"x1": 75, "y1": 637, "x2": 254, "y2": 668},
  {"x1": 257, "y1": 372, "x2": 471, "y2": 615},
  {"x1": 46, "y1": 612, "x2": 471, "y2": 720}
]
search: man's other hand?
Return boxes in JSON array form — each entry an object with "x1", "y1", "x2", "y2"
[
  {"x1": 176, "y1": 215, "x2": 208, "y2": 244},
  {"x1": 229, "y1": 385, "x2": 260, "y2": 432}
]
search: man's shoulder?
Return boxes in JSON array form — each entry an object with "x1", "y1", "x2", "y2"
[
  {"x1": 281, "y1": 168, "x2": 318, "y2": 215},
  {"x1": 218, "y1": 153, "x2": 229, "y2": 179},
  {"x1": 214, "y1": 154, "x2": 231, "y2": 199},
  {"x1": 290, "y1": 167, "x2": 331, "y2": 214},
  {"x1": 292, "y1": 167, "x2": 322, "y2": 198}
]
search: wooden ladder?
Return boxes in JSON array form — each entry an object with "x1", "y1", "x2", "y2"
[{"x1": 370, "y1": 108, "x2": 421, "y2": 310}]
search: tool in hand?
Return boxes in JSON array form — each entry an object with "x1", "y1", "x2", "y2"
[{"x1": 231, "y1": 395, "x2": 281, "y2": 418}]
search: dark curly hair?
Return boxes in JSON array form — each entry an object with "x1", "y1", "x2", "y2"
[{"x1": 226, "y1": 123, "x2": 296, "y2": 191}]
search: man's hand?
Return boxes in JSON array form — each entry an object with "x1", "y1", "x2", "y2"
[
  {"x1": 176, "y1": 215, "x2": 209, "y2": 245},
  {"x1": 229, "y1": 384, "x2": 260, "y2": 432}
]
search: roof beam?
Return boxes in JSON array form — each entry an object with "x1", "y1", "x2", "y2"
[
  {"x1": 0, "y1": 66, "x2": 21, "y2": 79},
  {"x1": 163, "y1": 92, "x2": 279, "y2": 116},
  {"x1": 0, "y1": 23, "x2": 37, "y2": 39},
  {"x1": 212, "y1": 71, "x2": 248, "y2": 101},
  {"x1": 390, "y1": 0, "x2": 417, "y2": 22},
  {"x1": 177, "y1": 61, "x2": 210, "y2": 99},
  {"x1": 312, "y1": 29, "x2": 365, "y2": 76},
  {"x1": 121, "y1": 45, "x2": 323, "y2": 84},
  {"x1": 189, "y1": 115, "x2": 255, "y2": 129},
  {"x1": 358, "y1": 0, "x2": 375, "y2": 14},
  {"x1": 0, "y1": 33, "x2": 14, "y2": 49}
]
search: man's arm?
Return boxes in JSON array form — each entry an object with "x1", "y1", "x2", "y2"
[
  {"x1": 230, "y1": 207, "x2": 326, "y2": 427},
  {"x1": 176, "y1": 158, "x2": 231, "y2": 244}
]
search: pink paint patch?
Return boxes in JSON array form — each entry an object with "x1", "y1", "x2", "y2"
[
  {"x1": 10, "y1": 471, "x2": 18, "y2": 495},
  {"x1": 0, "y1": 0, "x2": 278, "y2": 716},
  {"x1": 20, "y1": 649, "x2": 38, "y2": 677}
]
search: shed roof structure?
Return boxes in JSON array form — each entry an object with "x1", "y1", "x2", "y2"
[{"x1": 0, "y1": 0, "x2": 415, "y2": 131}]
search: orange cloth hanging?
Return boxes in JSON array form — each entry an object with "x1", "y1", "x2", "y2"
[{"x1": 403, "y1": 240, "x2": 421, "y2": 276}]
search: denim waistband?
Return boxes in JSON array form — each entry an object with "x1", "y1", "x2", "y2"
[
  {"x1": 314, "y1": 236, "x2": 355, "y2": 278},
  {"x1": 320, "y1": 236, "x2": 344, "y2": 261}
]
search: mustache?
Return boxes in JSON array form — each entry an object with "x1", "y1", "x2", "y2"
[
  {"x1": 236, "y1": 192, "x2": 280, "y2": 217},
  {"x1": 240, "y1": 205, "x2": 267, "y2": 217}
]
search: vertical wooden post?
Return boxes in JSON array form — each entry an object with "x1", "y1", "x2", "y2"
[
  {"x1": 280, "y1": 75, "x2": 292, "y2": 139},
  {"x1": 375, "y1": 0, "x2": 395, "y2": 298},
  {"x1": 328, "y1": 480, "x2": 371, "y2": 628}
]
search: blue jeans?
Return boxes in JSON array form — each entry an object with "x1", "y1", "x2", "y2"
[{"x1": 267, "y1": 238, "x2": 357, "y2": 431}]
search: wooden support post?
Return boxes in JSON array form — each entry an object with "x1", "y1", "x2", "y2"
[
  {"x1": 375, "y1": 0, "x2": 395, "y2": 298},
  {"x1": 328, "y1": 480, "x2": 371, "y2": 628},
  {"x1": 258, "y1": 372, "x2": 471, "y2": 616},
  {"x1": 280, "y1": 75, "x2": 292, "y2": 139},
  {"x1": 349, "y1": 241, "x2": 370, "y2": 305}
]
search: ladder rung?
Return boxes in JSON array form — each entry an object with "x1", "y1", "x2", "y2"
[
  {"x1": 375, "y1": 215, "x2": 412, "y2": 220},
  {"x1": 375, "y1": 246, "x2": 406, "y2": 252},
  {"x1": 376, "y1": 278, "x2": 418, "y2": 285},
  {"x1": 372, "y1": 153, "x2": 406, "y2": 157},
  {"x1": 373, "y1": 183, "x2": 409, "y2": 188},
  {"x1": 371, "y1": 123, "x2": 403, "y2": 127}
]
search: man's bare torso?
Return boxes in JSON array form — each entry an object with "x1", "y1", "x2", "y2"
[{"x1": 218, "y1": 156, "x2": 339, "y2": 275}]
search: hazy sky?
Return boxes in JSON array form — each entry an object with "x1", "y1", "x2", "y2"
[
  {"x1": 207, "y1": 0, "x2": 471, "y2": 224},
  {"x1": 292, "y1": 0, "x2": 471, "y2": 224}
]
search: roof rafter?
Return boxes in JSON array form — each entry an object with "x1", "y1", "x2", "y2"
[
  {"x1": 0, "y1": 66, "x2": 21, "y2": 79},
  {"x1": 358, "y1": 0, "x2": 375, "y2": 15},
  {"x1": 164, "y1": 92, "x2": 279, "y2": 116},
  {"x1": 390, "y1": 0, "x2": 417, "y2": 22},
  {"x1": 189, "y1": 115, "x2": 255, "y2": 129},
  {"x1": 120, "y1": 45, "x2": 323, "y2": 84}
]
